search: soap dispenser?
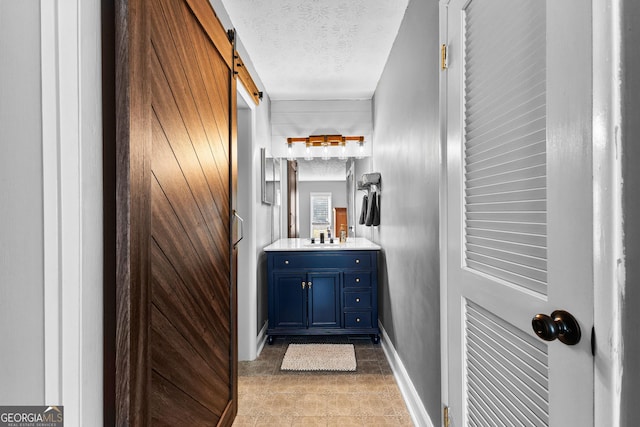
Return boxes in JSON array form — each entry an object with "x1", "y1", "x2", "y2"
[{"x1": 339, "y1": 224, "x2": 346, "y2": 243}]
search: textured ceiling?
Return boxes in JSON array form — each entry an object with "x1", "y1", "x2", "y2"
[{"x1": 221, "y1": 0, "x2": 410, "y2": 100}]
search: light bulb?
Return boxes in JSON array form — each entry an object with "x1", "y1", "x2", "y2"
[
  {"x1": 287, "y1": 142, "x2": 294, "y2": 160},
  {"x1": 356, "y1": 141, "x2": 365, "y2": 159}
]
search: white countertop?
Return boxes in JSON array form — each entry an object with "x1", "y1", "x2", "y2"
[{"x1": 264, "y1": 237, "x2": 381, "y2": 252}]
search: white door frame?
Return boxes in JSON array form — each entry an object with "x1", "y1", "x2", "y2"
[
  {"x1": 41, "y1": 0, "x2": 103, "y2": 424},
  {"x1": 237, "y1": 80, "x2": 259, "y2": 361},
  {"x1": 438, "y1": 0, "x2": 625, "y2": 425}
]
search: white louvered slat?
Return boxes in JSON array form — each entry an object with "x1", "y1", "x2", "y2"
[
  {"x1": 466, "y1": 211, "x2": 546, "y2": 223},
  {"x1": 465, "y1": 153, "x2": 545, "y2": 182},
  {"x1": 465, "y1": 220, "x2": 546, "y2": 235},
  {"x1": 466, "y1": 243, "x2": 547, "y2": 270},
  {"x1": 466, "y1": 235, "x2": 546, "y2": 260},
  {"x1": 466, "y1": 176, "x2": 546, "y2": 197},
  {"x1": 466, "y1": 138, "x2": 545, "y2": 169},
  {"x1": 465, "y1": 301, "x2": 549, "y2": 426},
  {"x1": 463, "y1": 0, "x2": 547, "y2": 295},
  {"x1": 465, "y1": 198, "x2": 545, "y2": 212}
]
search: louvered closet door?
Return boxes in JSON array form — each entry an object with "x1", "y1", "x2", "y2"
[{"x1": 443, "y1": 0, "x2": 593, "y2": 425}]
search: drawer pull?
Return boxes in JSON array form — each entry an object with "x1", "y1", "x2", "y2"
[
  {"x1": 284, "y1": 260, "x2": 289, "y2": 265},
  {"x1": 356, "y1": 298, "x2": 361, "y2": 303},
  {"x1": 355, "y1": 259, "x2": 360, "y2": 264},
  {"x1": 356, "y1": 317, "x2": 361, "y2": 323},
  {"x1": 355, "y1": 278, "x2": 360, "y2": 283}
]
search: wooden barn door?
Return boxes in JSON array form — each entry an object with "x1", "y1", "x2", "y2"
[{"x1": 115, "y1": 0, "x2": 239, "y2": 425}]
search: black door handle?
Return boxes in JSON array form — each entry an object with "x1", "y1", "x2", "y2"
[{"x1": 531, "y1": 310, "x2": 581, "y2": 345}]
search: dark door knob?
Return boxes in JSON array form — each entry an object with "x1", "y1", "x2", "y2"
[{"x1": 531, "y1": 310, "x2": 581, "y2": 345}]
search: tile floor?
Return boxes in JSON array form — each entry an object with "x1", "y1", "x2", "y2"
[{"x1": 233, "y1": 335, "x2": 414, "y2": 426}]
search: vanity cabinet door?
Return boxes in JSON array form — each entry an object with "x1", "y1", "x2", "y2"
[
  {"x1": 272, "y1": 272, "x2": 307, "y2": 328},
  {"x1": 307, "y1": 272, "x2": 341, "y2": 329}
]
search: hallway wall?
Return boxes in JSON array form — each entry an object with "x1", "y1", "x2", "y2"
[
  {"x1": 371, "y1": 0, "x2": 441, "y2": 423},
  {"x1": 212, "y1": 0, "x2": 274, "y2": 360},
  {"x1": 0, "y1": 0, "x2": 104, "y2": 423},
  {"x1": 0, "y1": 0, "x2": 45, "y2": 404},
  {"x1": 621, "y1": 0, "x2": 640, "y2": 424}
]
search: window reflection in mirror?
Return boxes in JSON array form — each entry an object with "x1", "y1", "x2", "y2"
[{"x1": 310, "y1": 192, "x2": 331, "y2": 238}]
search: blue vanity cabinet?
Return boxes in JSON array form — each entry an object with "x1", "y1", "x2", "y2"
[
  {"x1": 271, "y1": 271, "x2": 341, "y2": 329},
  {"x1": 267, "y1": 250, "x2": 380, "y2": 344},
  {"x1": 271, "y1": 272, "x2": 307, "y2": 329}
]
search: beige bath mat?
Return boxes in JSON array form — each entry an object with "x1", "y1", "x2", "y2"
[{"x1": 280, "y1": 343, "x2": 356, "y2": 371}]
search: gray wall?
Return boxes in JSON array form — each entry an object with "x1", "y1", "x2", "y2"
[
  {"x1": 254, "y1": 112, "x2": 274, "y2": 338},
  {"x1": 371, "y1": 0, "x2": 441, "y2": 422},
  {"x1": 211, "y1": 0, "x2": 274, "y2": 357},
  {"x1": 621, "y1": 0, "x2": 640, "y2": 424},
  {"x1": 298, "y1": 181, "x2": 347, "y2": 239},
  {"x1": 0, "y1": 0, "x2": 45, "y2": 404}
]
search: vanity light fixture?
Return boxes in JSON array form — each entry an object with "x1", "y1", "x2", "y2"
[{"x1": 287, "y1": 135, "x2": 365, "y2": 159}]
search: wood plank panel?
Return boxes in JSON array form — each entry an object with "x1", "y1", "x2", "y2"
[
  {"x1": 150, "y1": 1, "x2": 230, "y2": 228},
  {"x1": 156, "y1": 0, "x2": 231, "y2": 180},
  {"x1": 149, "y1": 106, "x2": 229, "y2": 298},
  {"x1": 115, "y1": 0, "x2": 152, "y2": 424},
  {"x1": 183, "y1": 0, "x2": 233, "y2": 69},
  {"x1": 150, "y1": 0, "x2": 233, "y2": 421},
  {"x1": 116, "y1": 0, "x2": 237, "y2": 423},
  {"x1": 151, "y1": 372, "x2": 217, "y2": 426},
  {"x1": 196, "y1": 23, "x2": 232, "y2": 160},
  {"x1": 149, "y1": 53, "x2": 229, "y2": 276},
  {"x1": 150, "y1": 175, "x2": 230, "y2": 357},
  {"x1": 174, "y1": 0, "x2": 233, "y2": 192},
  {"x1": 178, "y1": 0, "x2": 232, "y2": 160},
  {"x1": 151, "y1": 239, "x2": 229, "y2": 380},
  {"x1": 151, "y1": 305, "x2": 228, "y2": 416}
]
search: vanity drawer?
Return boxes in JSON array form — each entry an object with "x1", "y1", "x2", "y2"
[
  {"x1": 271, "y1": 252, "x2": 373, "y2": 270},
  {"x1": 344, "y1": 291, "x2": 371, "y2": 309},
  {"x1": 343, "y1": 272, "x2": 371, "y2": 288},
  {"x1": 344, "y1": 312, "x2": 373, "y2": 328}
]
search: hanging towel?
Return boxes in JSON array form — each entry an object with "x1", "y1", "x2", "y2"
[
  {"x1": 365, "y1": 191, "x2": 377, "y2": 226},
  {"x1": 372, "y1": 193, "x2": 380, "y2": 226},
  {"x1": 359, "y1": 194, "x2": 368, "y2": 225}
]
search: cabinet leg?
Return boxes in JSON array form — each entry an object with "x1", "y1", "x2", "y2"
[
  {"x1": 371, "y1": 334, "x2": 380, "y2": 344},
  {"x1": 268, "y1": 335, "x2": 274, "y2": 345}
]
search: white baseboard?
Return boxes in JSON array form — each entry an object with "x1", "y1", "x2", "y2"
[
  {"x1": 256, "y1": 322, "x2": 268, "y2": 357},
  {"x1": 379, "y1": 321, "x2": 434, "y2": 427}
]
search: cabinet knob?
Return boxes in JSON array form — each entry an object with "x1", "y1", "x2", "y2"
[
  {"x1": 284, "y1": 260, "x2": 289, "y2": 265},
  {"x1": 308, "y1": 282, "x2": 312, "y2": 288},
  {"x1": 356, "y1": 317, "x2": 361, "y2": 323},
  {"x1": 355, "y1": 278, "x2": 360, "y2": 283},
  {"x1": 355, "y1": 298, "x2": 360, "y2": 303},
  {"x1": 355, "y1": 259, "x2": 360, "y2": 264},
  {"x1": 302, "y1": 282, "x2": 306, "y2": 289}
]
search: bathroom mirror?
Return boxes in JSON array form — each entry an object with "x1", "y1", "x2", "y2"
[{"x1": 283, "y1": 157, "x2": 372, "y2": 239}]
